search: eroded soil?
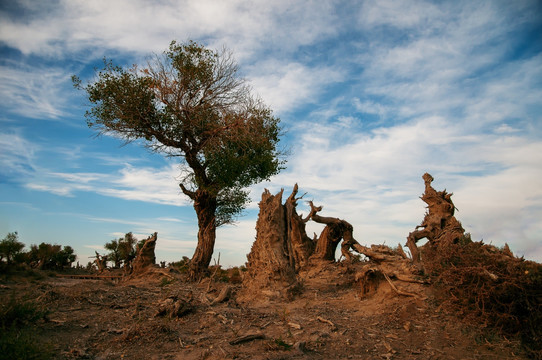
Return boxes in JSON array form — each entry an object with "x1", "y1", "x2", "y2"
[{"x1": 0, "y1": 266, "x2": 527, "y2": 360}]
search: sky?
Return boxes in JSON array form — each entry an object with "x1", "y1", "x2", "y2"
[{"x1": 1, "y1": 0, "x2": 541, "y2": 267}]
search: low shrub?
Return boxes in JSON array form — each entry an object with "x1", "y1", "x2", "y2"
[
  {"x1": 423, "y1": 238, "x2": 542, "y2": 358},
  {"x1": 0, "y1": 297, "x2": 53, "y2": 359}
]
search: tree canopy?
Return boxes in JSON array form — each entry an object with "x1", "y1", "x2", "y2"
[
  {"x1": 27, "y1": 243, "x2": 76, "y2": 270},
  {"x1": 0, "y1": 232, "x2": 24, "y2": 265},
  {"x1": 0, "y1": 232, "x2": 77, "y2": 270},
  {"x1": 74, "y1": 40, "x2": 284, "y2": 226},
  {"x1": 74, "y1": 40, "x2": 285, "y2": 276},
  {"x1": 104, "y1": 232, "x2": 143, "y2": 269}
]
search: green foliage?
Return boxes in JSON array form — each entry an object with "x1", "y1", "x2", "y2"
[
  {"x1": 103, "y1": 232, "x2": 142, "y2": 269},
  {"x1": 104, "y1": 238, "x2": 122, "y2": 268},
  {"x1": 0, "y1": 232, "x2": 25, "y2": 265},
  {"x1": 0, "y1": 297, "x2": 49, "y2": 328},
  {"x1": 74, "y1": 40, "x2": 285, "y2": 226},
  {"x1": 0, "y1": 297, "x2": 53, "y2": 359},
  {"x1": 0, "y1": 232, "x2": 76, "y2": 271},
  {"x1": 273, "y1": 338, "x2": 292, "y2": 350},
  {"x1": 169, "y1": 256, "x2": 190, "y2": 273},
  {"x1": 27, "y1": 243, "x2": 76, "y2": 270}
]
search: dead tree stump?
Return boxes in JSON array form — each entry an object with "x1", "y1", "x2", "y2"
[
  {"x1": 242, "y1": 185, "x2": 322, "y2": 299},
  {"x1": 307, "y1": 201, "x2": 386, "y2": 263},
  {"x1": 243, "y1": 188, "x2": 297, "y2": 296},
  {"x1": 132, "y1": 232, "x2": 158, "y2": 275},
  {"x1": 243, "y1": 184, "x2": 395, "y2": 300},
  {"x1": 93, "y1": 251, "x2": 108, "y2": 273},
  {"x1": 285, "y1": 184, "x2": 315, "y2": 269},
  {"x1": 407, "y1": 173, "x2": 465, "y2": 263}
]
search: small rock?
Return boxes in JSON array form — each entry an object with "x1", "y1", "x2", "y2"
[{"x1": 288, "y1": 321, "x2": 302, "y2": 330}]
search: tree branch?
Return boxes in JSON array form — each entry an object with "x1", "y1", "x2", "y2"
[{"x1": 179, "y1": 183, "x2": 196, "y2": 200}]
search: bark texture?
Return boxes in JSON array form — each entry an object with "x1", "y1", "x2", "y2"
[
  {"x1": 93, "y1": 251, "x2": 107, "y2": 273},
  {"x1": 406, "y1": 173, "x2": 465, "y2": 263},
  {"x1": 242, "y1": 184, "x2": 388, "y2": 299},
  {"x1": 244, "y1": 188, "x2": 297, "y2": 291},
  {"x1": 285, "y1": 184, "x2": 315, "y2": 270},
  {"x1": 132, "y1": 232, "x2": 158, "y2": 275},
  {"x1": 188, "y1": 189, "x2": 217, "y2": 280},
  {"x1": 307, "y1": 201, "x2": 386, "y2": 263}
]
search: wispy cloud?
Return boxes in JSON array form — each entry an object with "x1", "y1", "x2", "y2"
[
  {"x1": 25, "y1": 163, "x2": 190, "y2": 206},
  {"x1": 0, "y1": 130, "x2": 189, "y2": 205},
  {"x1": 1, "y1": 0, "x2": 541, "y2": 264},
  {"x1": 0, "y1": 61, "x2": 73, "y2": 120},
  {"x1": 249, "y1": 61, "x2": 344, "y2": 113},
  {"x1": 0, "y1": 130, "x2": 38, "y2": 180},
  {"x1": 0, "y1": 0, "x2": 340, "y2": 58}
]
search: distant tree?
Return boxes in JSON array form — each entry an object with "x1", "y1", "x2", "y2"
[
  {"x1": 27, "y1": 243, "x2": 76, "y2": 270},
  {"x1": 55, "y1": 245, "x2": 76, "y2": 268},
  {"x1": 118, "y1": 232, "x2": 138, "y2": 269},
  {"x1": 0, "y1": 232, "x2": 25, "y2": 265},
  {"x1": 74, "y1": 40, "x2": 285, "y2": 278},
  {"x1": 104, "y1": 232, "x2": 140, "y2": 270},
  {"x1": 104, "y1": 239, "x2": 122, "y2": 268}
]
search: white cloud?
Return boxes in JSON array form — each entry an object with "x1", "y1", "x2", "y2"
[
  {"x1": 355, "y1": 2, "x2": 542, "y2": 129},
  {"x1": 249, "y1": 61, "x2": 344, "y2": 113},
  {"x1": 0, "y1": 131, "x2": 37, "y2": 177},
  {"x1": 25, "y1": 183, "x2": 76, "y2": 197},
  {"x1": 0, "y1": 0, "x2": 341, "y2": 60},
  {"x1": 353, "y1": 99, "x2": 388, "y2": 118},
  {"x1": 494, "y1": 124, "x2": 520, "y2": 134},
  {"x1": 156, "y1": 217, "x2": 185, "y2": 223},
  {"x1": 25, "y1": 163, "x2": 191, "y2": 206},
  {"x1": 256, "y1": 110, "x2": 542, "y2": 260},
  {"x1": 1, "y1": 0, "x2": 542, "y2": 265},
  {"x1": 0, "y1": 62, "x2": 72, "y2": 120},
  {"x1": 359, "y1": 0, "x2": 443, "y2": 30},
  {"x1": 84, "y1": 244, "x2": 105, "y2": 251}
]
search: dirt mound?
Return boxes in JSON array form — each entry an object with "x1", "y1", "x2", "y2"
[
  {"x1": 1, "y1": 174, "x2": 538, "y2": 359},
  {"x1": 0, "y1": 269, "x2": 528, "y2": 359}
]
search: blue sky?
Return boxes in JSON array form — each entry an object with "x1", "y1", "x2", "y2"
[{"x1": 1, "y1": 0, "x2": 541, "y2": 267}]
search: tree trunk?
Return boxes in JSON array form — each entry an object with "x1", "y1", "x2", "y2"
[
  {"x1": 189, "y1": 189, "x2": 217, "y2": 280},
  {"x1": 241, "y1": 187, "x2": 302, "y2": 300},
  {"x1": 308, "y1": 201, "x2": 354, "y2": 261},
  {"x1": 245, "y1": 188, "x2": 294, "y2": 280},
  {"x1": 406, "y1": 173, "x2": 465, "y2": 263},
  {"x1": 285, "y1": 184, "x2": 315, "y2": 270},
  {"x1": 132, "y1": 232, "x2": 158, "y2": 275},
  {"x1": 312, "y1": 225, "x2": 341, "y2": 261},
  {"x1": 307, "y1": 201, "x2": 385, "y2": 262}
]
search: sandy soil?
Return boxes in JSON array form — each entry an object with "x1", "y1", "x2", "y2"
[{"x1": 0, "y1": 265, "x2": 527, "y2": 360}]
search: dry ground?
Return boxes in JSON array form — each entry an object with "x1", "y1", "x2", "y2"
[{"x1": 0, "y1": 265, "x2": 528, "y2": 360}]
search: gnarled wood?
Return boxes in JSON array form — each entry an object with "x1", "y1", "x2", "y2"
[
  {"x1": 132, "y1": 232, "x2": 158, "y2": 275},
  {"x1": 188, "y1": 189, "x2": 217, "y2": 280},
  {"x1": 242, "y1": 185, "x2": 316, "y2": 300},
  {"x1": 407, "y1": 173, "x2": 465, "y2": 263},
  {"x1": 285, "y1": 184, "x2": 315, "y2": 269},
  {"x1": 93, "y1": 251, "x2": 108, "y2": 272},
  {"x1": 243, "y1": 184, "x2": 419, "y2": 301},
  {"x1": 243, "y1": 188, "x2": 297, "y2": 296},
  {"x1": 307, "y1": 201, "x2": 384, "y2": 262}
]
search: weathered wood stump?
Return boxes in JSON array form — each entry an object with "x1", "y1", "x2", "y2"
[
  {"x1": 132, "y1": 232, "x2": 158, "y2": 275},
  {"x1": 406, "y1": 173, "x2": 465, "y2": 263},
  {"x1": 242, "y1": 188, "x2": 299, "y2": 299},
  {"x1": 242, "y1": 184, "x2": 394, "y2": 299}
]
